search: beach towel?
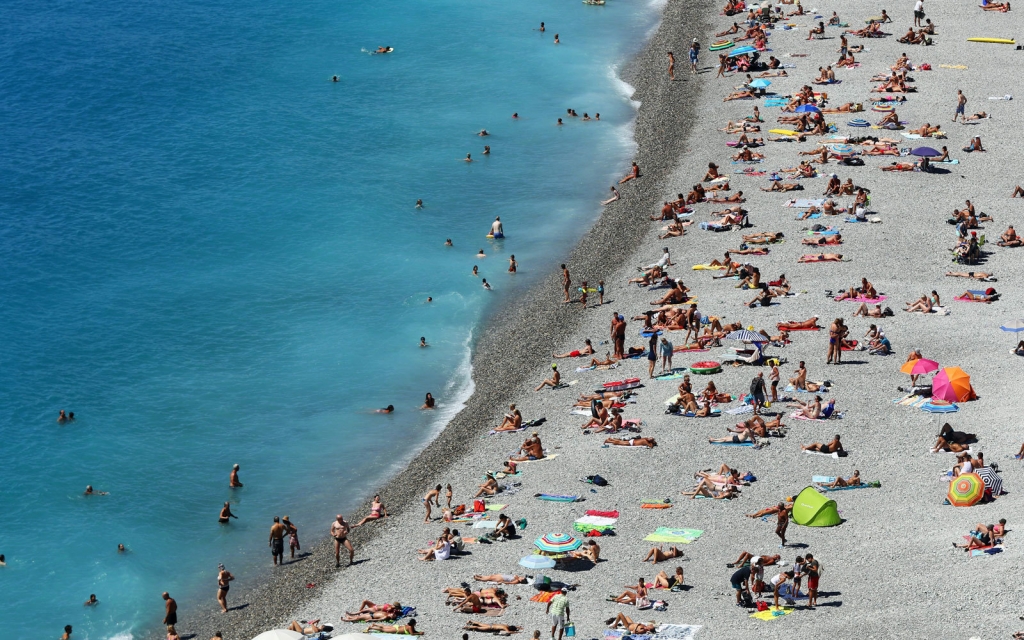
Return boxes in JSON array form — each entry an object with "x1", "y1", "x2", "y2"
[
  {"x1": 655, "y1": 371, "x2": 689, "y2": 381},
  {"x1": 530, "y1": 591, "x2": 559, "y2": 603},
  {"x1": 652, "y1": 624, "x2": 702, "y2": 640},
  {"x1": 641, "y1": 503, "x2": 673, "y2": 509},
  {"x1": 784, "y1": 198, "x2": 825, "y2": 208},
  {"x1": 472, "y1": 520, "x2": 498, "y2": 529},
  {"x1": 518, "y1": 453, "x2": 560, "y2": 463},
  {"x1": 691, "y1": 263, "x2": 726, "y2": 270},
  {"x1": 485, "y1": 504, "x2": 507, "y2": 511},
  {"x1": 838, "y1": 295, "x2": 887, "y2": 303},
  {"x1": 710, "y1": 440, "x2": 755, "y2": 447},
  {"x1": 935, "y1": 159, "x2": 960, "y2": 165},
  {"x1": 750, "y1": 606, "x2": 795, "y2": 620},
  {"x1": 822, "y1": 482, "x2": 880, "y2": 491},
  {"x1": 581, "y1": 512, "x2": 618, "y2": 522},
  {"x1": 971, "y1": 545, "x2": 1003, "y2": 557},
  {"x1": 644, "y1": 527, "x2": 704, "y2": 543},
  {"x1": 812, "y1": 475, "x2": 835, "y2": 483},
  {"x1": 921, "y1": 401, "x2": 959, "y2": 413},
  {"x1": 535, "y1": 493, "x2": 581, "y2": 502},
  {"x1": 725, "y1": 404, "x2": 755, "y2": 415},
  {"x1": 764, "y1": 98, "x2": 789, "y2": 107}
]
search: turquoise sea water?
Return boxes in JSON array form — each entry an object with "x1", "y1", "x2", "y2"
[{"x1": 0, "y1": 0, "x2": 661, "y2": 636}]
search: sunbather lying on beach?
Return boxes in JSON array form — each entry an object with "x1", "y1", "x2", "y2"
[
  {"x1": 653, "y1": 567, "x2": 686, "y2": 590},
  {"x1": 730, "y1": 415, "x2": 784, "y2": 437},
  {"x1": 908, "y1": 123, "x2": 940, "y2": 137},
  {"x1": 724, "y1": 89, "x2": 756, "y2": 101},
  {"x1": 818, "y1": 470, "x2": 862, "y2": 488},
  {"x1": 553, "y1": 340, "x2": 594, "y2": 359},
  {"x1": 683, "y1": 478, "x2": 740, "y2": 499},
  {"x1": 366, "y1": 622, "x2": 423, "y2": 635},
  {"x1": 746, "y1": 499, "x2": 793, "y2": 518},
  {"x1": 801, "y1": 434, "x2": 844, "y2": 454},
  {"x1": 980, "y1": 0, "x2": 1011, "y2": 12},
  {"x1": 722, "y1": 122, "x2": 762, "y2": 133},
  {"x1": 643, "y1": 545, "x2": 684, "y2": 564},
  {"x1": 473, "y1": 575, "x2": 528, "y2": 584},
  {"x1": 778, "y1": 317, "x2": 820, "y2": 330},
  {"x1": 732, "y1": 148, "x2": 763, "y2": 162},
  {"x1": 762, "y1": 182, "x2": 803, "y2": 192},
  {"x1": 822, "y1": 102, "x2": 856, "y2": 113},
  {"x1": 904, "y1": 295, "x2": 933, "y2": 313},
  {"x1": 798, "y1": 253, "x2": 843, "y2": 262},
  {"x1": 708, "y1": 427, "x2": 758, "y2": 446},
  {"x1": 289, "y1": 620, "x2": 329, "y2": 634},
  {"x1": 695, "y1": 463, "x2": 745, "y2": 485},
  {"x1": 605, "y1": 437, "x2": 657, "y2": 448},
  {"x1": 853, "y1": 303, "x2": 885, "y2": 317},
  {"x1": 463, "y1": 622, "x2": 521, "y2": 636},
  {"x1": 742, "y1": 231, "x2": 783, "y2": 244},
  {"x1": 881, "y1": 161, "x2": 916, "y2": 172},
  {"x1": 803, "y1": 234, "x2": 843, "y2": 246},
  {"x1": 607, "y1": 614, "x2": 656, "y2": 635},
  {"x1": 344, "y1": 610, "x2": 399, "y2": 622},
  {"x1": 728, "y1": 551, "x2": 781, "y2": 567},
  {"x1": 958, "y1": 289, "x2": 998, "y2": 302},
  {"x1": 708, "y1": 191, "x2": 746, "y2": 204}
]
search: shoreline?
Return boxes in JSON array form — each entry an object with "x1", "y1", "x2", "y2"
[{"x1": 174, "y1": 0, "x2": 716, "y2": 637}]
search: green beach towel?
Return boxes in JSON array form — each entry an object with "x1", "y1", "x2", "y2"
[{"x1": 643, "y1": 527, "x2": 704, "y2": 543}]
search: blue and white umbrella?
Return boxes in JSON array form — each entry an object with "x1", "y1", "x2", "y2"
[
  {"x1": 1000, "y1": 319, "x2": 1024, "y2": 332},
  {"x1": 729, "y1": 46, "x2": 757, "y2": 57},
  {"x1": 749, "y1": 79, "x2": 771, "y2": 89},
  {"x1": 519, "y1": 555, "x2": 557, "y2": 569},
  {"x1": 726, "y1": 329, "x2": 768, "y2": 343},
  {"x1": 794, "y1": 104, "x2": 821, "y2": 113}
]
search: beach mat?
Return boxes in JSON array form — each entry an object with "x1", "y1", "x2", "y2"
[
  {"x1": 803, "y1": 449, "x2": 848, "y2": 458},
  {"x1": 535, "y1": 493, "x2": 581, "y2": 502},
  {"x1": 750, "y1": 606, "x2": 795, "y2": 620},
  {"x1": 644, "y1": 527, "x2": 703, "y2": 543},
  {"x1": 710, "y1": 441, "x2": 755, "y2": 447}
]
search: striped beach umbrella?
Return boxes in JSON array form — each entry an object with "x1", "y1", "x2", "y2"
[
  {"x1": 948, "y1": 472, "x2": 985, "y2": 507},
  {"x1": 726, "y1": 329, "x2": 768, "y2": 343},
  {"x1": 534, "y1": 532, "x2": 582, "y2": 553},
  {"x1": 1000, "y1": 319, "x2": 1024, "y2": 332},
  {"x1": 976, "y1": 467, "x2": 1002, "y2": 497}
]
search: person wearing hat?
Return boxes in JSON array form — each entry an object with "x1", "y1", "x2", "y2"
[
  {"x1": 545, "y1": 587, "x2": 571, "y2": 640},
  {"x1": 534, "y1": 364, "x2": 560, "y2": 391}
]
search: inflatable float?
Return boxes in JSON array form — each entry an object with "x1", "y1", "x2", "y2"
[
  {"x1": 598, "y1": 378, "x2": 642, "y2": 392},
  {"x1": 709, "y1": 39, "x2": 735, "y2": 51},
  {"x1": 689, "y1": 361, "x2": 722, "y2": 374},
  {"x1": 967, "y1": 37, "x2": 1015, "y2": 44}
]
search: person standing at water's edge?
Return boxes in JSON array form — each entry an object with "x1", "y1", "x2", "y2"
[
  {"x1": 162, "y1": 592, "x2": 177, "y2": 627},
  {"x1": 269, "y1": 516, "x2": 286, "y2": 566},
  {"x1": 562, "y1": 264, "x2": 571, "y2": 303},
  {"x1": 216, "y1": 564, "x2": 234, "y2": 613},
  {"x1": 667, "y1": 51, "x2": 675, "y2": 80},
  {"x1": 229, "y1": 464, "x2": 242, "y2": 488},
  {"x1": 283, "y1": 516, "x2": 300, "y2": 558},
  {"x1": 331, "y1": 514, "x2": 354, "y2": 567}
]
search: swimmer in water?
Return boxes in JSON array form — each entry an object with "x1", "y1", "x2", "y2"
[
  {"x1": 230, "y1": 464, "x2": 243, "y2": 487},
  {"x1": 84, "y1": 485, "x2": 108, "y2": 496},
  {"x1": 477, "y1": 248, "x2": 486, "y2": 258},
  {"x1": 58, "y1": 410, "x2": 68, "y2": 424},
  {"x1": 420, "y1": 337, "x2": 428, "y2": 347},
  {"x1": 539, "y1": 22, "x2": 545, "y2": 31},
  {"x1": 445, "y1": 239, "x2": 453, "y2": 246},
  {"x1": 0, "y1": 554, "x2": 6, "y2": 565},
  {"x1": 377, "y1": 405, "x2": 395, "y2": 414},
  {"x1": 482, "y1": 279, "x2": 492, "y2": 290},
  {"x1": 219, "y1": 501, "x2": 238, "y2": 524},
  {"x1": 84, "y1": 594, "x2": 98, "y2": 606},
  {"x1": 464, "y1": 153, "x2": 473, "y2": 162},
  {"x1": 416, "y1": 199, "x2": 423, "y2": 208},
  {"x1": 478, "y1": 129, "x2": 490, "y2": 136},
  {"x1": 508, "y1": 255, "x2": 517, "y2": 273},
  {"x1": 117, "y1": 545, "x2": 125, "y2": 553},
  {"x1": 375, "y1": 46, "x2": 393, "y2": 54},
  {"x1": 554, "y1": 34, "x2": 560, "y2": 44},
  {"x1": 595, "y1": 113, "x2": 600, "y2": 120},
  {"x1": 472, "y1": 266, "x2": 479, "y2": 276},
  {"x1": 426, "y1": 297, "x2": 432, "y2": 303},
  {"x1": 483, "y1": 145, "x2": 490, "y2": 155},
  {"x1": 490, "y1": 216, "x2": 504, "y2": 238},
  {"x1": 332, "y1": 75, "x2": 339, "y2": 82},
  {"x1": 512, "y1": 112, "x2": 519, "y2": 119},
  {"x1": 557, "y1": 118, "x2": 563, "y2": 126},
  {"x1": 582, "y1": 113, "x2": 591, "y2": 121}
]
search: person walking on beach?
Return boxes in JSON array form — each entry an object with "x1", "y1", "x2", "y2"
[
  {"x1": 953, "y1": 89, "x2": 967, "y2": 123},
  {"x1": 689, "y1": 39, "x2": 699, "y2": 74},
  {"x1": 283, "y1": 516, "x2": 300, "y2": 558},
  {"x1": 750, "y1": 372, "x2": 767, "y2": 416},
  {"x1": 562, "y1": 264, "x2": 571, "y2": 303},
  {"x1": 775, "y1": 503, "x2": 790, "y2": 547},
  {"x1": 216, "y1": 564, "x2": 234, "y2": 613},
  {"x1": 545, "y1": 587, "x2": 571, "y2": 640},
  {"x1": 269, "y1": 516, "x2": 286, "y2": 566},
  {"x1": 229, "y1": 464, "x2": 242, "y2": 488},
  {"x1": 667, "y1": 51, "x2": 675, "y2": 80},
  {"x1": 331, "y1": 514, "x2": 355, "y2": 567},
  {"x1": 162, "y1": 592, "x2": 178, "y2": 628},
  {"x1": 913, "y1": 0, "x2": 924, "y2": 26},
  {"x1": 659, "y1": 337, "x2": 673, "y2": 373}
]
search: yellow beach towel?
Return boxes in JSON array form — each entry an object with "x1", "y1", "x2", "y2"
[{"x1": 750, "y1": 606, "x2": 795, "y2": 621}]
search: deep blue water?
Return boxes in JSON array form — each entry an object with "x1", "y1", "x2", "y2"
[{"x1": 0, "y1": 0, "x2": 660, "y2": 636}]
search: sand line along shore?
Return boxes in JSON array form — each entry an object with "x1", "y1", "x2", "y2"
[{"x1": 174, "y1": 1, "x2": 718, "y2": 638}]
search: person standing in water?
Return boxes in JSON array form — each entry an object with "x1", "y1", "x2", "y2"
[
  {"x1": 229, "y1": 464, "x2": 242, "y2": 488},
  {"x1": 508, "y1": 255, "x2": 517, "y2": 273},
  {"x1": 490, "y1": 217, "x2": 504, "y2": 238},
  {"x1": 216, "y1": 564, "x2": 234, "y2": 613},
  {"x1": 283, "y1": 516, "x2": 300, "y2": 559},
  {"x1": 218, "y1": 502, "x2": 237, "y2": 524},
  {"x1": 269, "y1": 517, "x2": 286, "y2": 566}
]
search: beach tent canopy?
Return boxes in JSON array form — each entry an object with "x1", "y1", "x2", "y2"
[
  {"x1": 932, "y1": 367, "x2": 977, "y2": 402},
  {"x1": 251, "y1": 631, "x2": 303, "y2": 640},
  {"x1": 792, "y1": 487, "x2": 841, "y2": 527}
]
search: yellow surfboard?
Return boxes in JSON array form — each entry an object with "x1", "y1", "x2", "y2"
[
  {"x1": 967, "y1": 37, "x2": 1015, "y2": 44},
  {"x1": 769, "y1": 129, "x2": 798, "y2": 136}
]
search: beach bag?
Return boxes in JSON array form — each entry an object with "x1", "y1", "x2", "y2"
[
  {"x1": 756, "y1": 600, "x2": 769, "y2": 611},
  {"x1": 635, "y1": 596, "x2": 652, "y2": 610},
  {"x1": 473, "y1": 500, "x2": 485, "y2": 513},
  {"x1": 453, "y1": 504, "x2": 466, "y2": 516},
  {"x1": 564, "y1": 623, "x2": 576, "y2": 637},
  {"x1": 590, "y1": 474, "x2": 608, "y2": 486}
]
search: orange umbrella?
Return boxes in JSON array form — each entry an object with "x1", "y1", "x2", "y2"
[
  {"x1": 932, "y1": 367, "x2": 976, "y2": 403},
  {"x1": 900, "y1": 358, "x2": 939, "y2": 375}
]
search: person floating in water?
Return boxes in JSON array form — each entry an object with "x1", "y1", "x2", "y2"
[
  {"x1": 84, "y1": 485, "x2": 108, "y2": 496},
  {"x1": 376, "y1": 405, "x2": 395, "y2": 414},
  {"x1": 420, "y1": 337, "x2": 429, "y2": 347},
  {"x1": 374, "y1": 46, "x2": 393, "y2": 54},
  {"x1": 490, "y1": 217, "x2": 504, "y2": 238}
]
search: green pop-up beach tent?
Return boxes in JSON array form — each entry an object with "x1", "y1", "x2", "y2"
[{"x1": 792, "y1": 487, "x2": 841, "y2": 527}]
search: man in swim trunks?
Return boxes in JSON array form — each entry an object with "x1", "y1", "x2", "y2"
[
  {"x1": 269, "y1": 516, "x2": 286, "y2": 566},
  {"x1": 331, "y1": 514, "x2": 354, "y2": 567},
  {"x1": 218, "y1": 502, "x2": 237, "y2": 524},
  {"x1": 490, "y1": 217, "x2": 504, "y2": 238}
]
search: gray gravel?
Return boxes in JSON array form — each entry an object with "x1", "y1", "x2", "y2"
[{"x1": 176, "y1": 2, "x2": 1024, "y2": 639}]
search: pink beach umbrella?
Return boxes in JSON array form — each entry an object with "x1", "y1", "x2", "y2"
[
  {"x1": 932, "y1": 367, "x2": 976, "y2": 403},
  {"x1": 899, "y1": 358, "x2": 939, "y2": 376}
]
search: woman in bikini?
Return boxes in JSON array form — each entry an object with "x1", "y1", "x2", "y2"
[
  {"x1": 604, "y1": 437, "x2": 658, "y2": 448},
  {"x1": 353, "y1": 495, "x2": 389, "y2": 527},
  {"x1": 643, "y1": 545, "x2": 684, "y2": 564},
  {"x1": 653, "y1": 566, "x2": 686, "y2": 590},
  {"x1": 366, "y1": 620, "x2": 423, "y2": 635},
  {"x1": 607, "y1": 614, "x2": 656, "y2": 635},
  {"x1": 610, "y1": 578, "x2": 648, "y2": 604},
  {"x1": 463, "y1": 622, "x2": 522, "y2": 636}
]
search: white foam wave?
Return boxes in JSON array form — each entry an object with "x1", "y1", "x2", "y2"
[
  {"x1": 105, "y1": 633, "x2": 134, "y2": 640},
  {"x1": 607, "y1": 64, "x2": 641, "y2": 111}
]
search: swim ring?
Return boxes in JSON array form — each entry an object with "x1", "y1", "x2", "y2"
[
  {"x1": 847, "y1": 119, "x2": 870, "y2": 127},
  {"x1": 709, "y1": 40, "x2": 735, "y2": 51},
  {"x1": 690, "y1": 361, "x2": 722, "y2": 374},
  {"x1": 872, "y1": 105, "x2": 894, "y2": 112}
]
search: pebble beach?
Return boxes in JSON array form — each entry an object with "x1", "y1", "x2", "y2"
[{"x1": 181, "y1": 1, "x2": 1024, "y2": 639}]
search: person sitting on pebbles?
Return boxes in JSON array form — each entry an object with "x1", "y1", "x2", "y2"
[{"x1": 818, "y1": 470, "x2": 862, "y2": 488}]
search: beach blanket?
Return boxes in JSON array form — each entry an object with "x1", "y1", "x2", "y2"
[
  {"x1": 655, "y1": 371, "x2": 689, "y2": 381},
  {"x1": 641, "y1": 503, "x2": 673, "y2": 509},
  {"x1": 652, "y1": 624, "x2": 702, "y2": 640},
  {"x1": 691, "y1": 263, "x2": 726, "y2": 270},
  {"x1": 644, "y1": 527, "x2": 704, "y2": 543},
  {"x1": 921, "y1": 401, "x2": 959, "y2": 413},
  {"x1": 725, "y1": 404, "x2": 755, "y2": 415},
  {"x1": 971, "y1": 545, "x2": 1004, "y2": 557},
  {"x1": 576, "y1": 515, "x2": 618, "y2": 527},
  {"x1": 812, "y1": 475, "x2": 835, "y2": 483},
  {"x1": 530, "y1": 591, "x2": 559, "y2": 603},
  {"x1": 764, "y1": 98, "x2": 789, "y2": 107},
  {"x1": 535, "y1": 493, "x2": 581, "y2": 502},
  {"x1": 710, "y1": 440, "x2": 755, "y2": 447},
  {"x1": 750, "y1": 606, "x2": 795, "y2": 621},
  {"x1": 485, "y1": 504, "x2": 507, "y2": 511},
  {"x1": 822, "y1": 483, "x2": 880, "y2": 491},
  {"x1": 784, "y1": 198, "x2": 825, "y2": 208},
  {"x1": 472, "y1": 520, "x2": 497, "y2": 529},
  {"x1": 838, "y1": 295, "x2": 887, "y2": 303},
  {"x1": 517, "y1": 453, "x2": 560, "y2": 463},
  {"x1": 586, "y1": 509, "x2": 620, "y2": 518}
]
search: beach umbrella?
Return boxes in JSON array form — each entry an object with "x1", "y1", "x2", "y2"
[
  {"x1": 726, "y1": 329, "x2": 768, "y2": 343},
  {"x1": 749, "y1": 79, "x2": 772, "y2": 89},
  {"x1": 794, "y1": 104, "x2": 821, "y2": 113},
  {"x1": 729, "y1": 46, "x2": 757, "y2": 57},
  {"x1": 519, "y1": 554, "x2": 557, "y2": 569},
  {"x1": 932, "y1": 367, "x2": 976, "y2": 403},
  {"x1": 1000, "y1": 319, "x2": 1024, "y2": 332},
  {"x1": 534, "y1": 532, "x2": 582, "y2": 553},
  {"x1": 976, "y1": 466, "x2": 1003, "y2": 497},
  {"x1": 948, "y1": 472, "x2": 985, "y2": 507},
  {"x1": 251, "y1": 631, "x2": 303, "y2": 640},
  {"x1": 899, "y1": 358, "x2": 939, "y2": 376},
  {"x1": 911, "y1": 146, "x2": 941, "y2": 157}
]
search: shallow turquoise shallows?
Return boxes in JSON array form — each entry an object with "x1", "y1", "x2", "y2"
[{"x1": 0, "y1": 0, "x2": 660, "y2": 636}]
